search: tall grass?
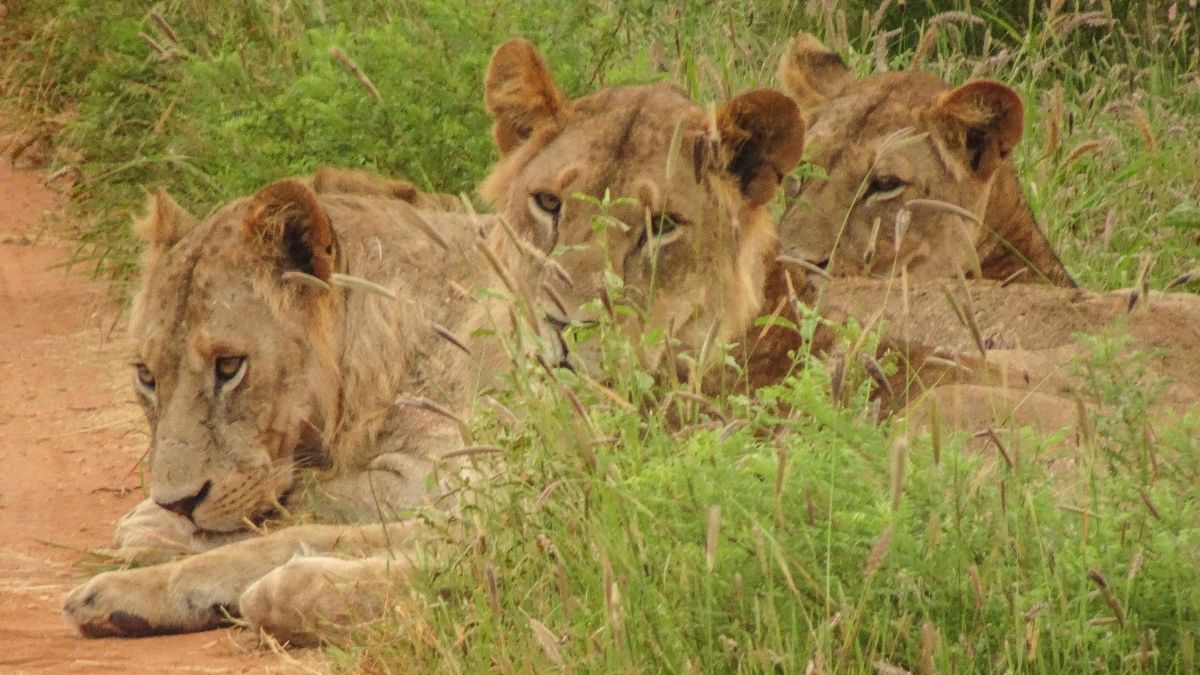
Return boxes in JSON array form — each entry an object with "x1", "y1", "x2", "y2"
[
  {"x1": 1, "y1": 1, "x2": 1198, "y2": 672},
  {"x1": 332, "y1": 302, "x2": 1199, "y2": 673},
  {"x1": 1, "y1": 1, "x2": 1197, "y2": 288}
]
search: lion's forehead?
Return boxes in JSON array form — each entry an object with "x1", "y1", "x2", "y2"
[
  {"x1": 562, "y1": 85, "x2": 701, "y2": 168},
  {"x1": 133, "y1": 223, "x2": 276, "y2": 365},
  {"x1": 807, "y1": 72, "x2": 950, "y2": 168}
]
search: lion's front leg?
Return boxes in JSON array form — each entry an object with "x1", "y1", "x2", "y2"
[{"x1": 64, "y1": 522, "x2": 421, "y2": 638}]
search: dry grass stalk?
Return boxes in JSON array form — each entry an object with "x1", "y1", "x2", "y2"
[
  {"x1": 1166, "y1": 268, "x2": 1200, "y2": 289},
  {"x1": 776, "y1": 254, "x2": 831, "y2": 279},
  {"x1": 861, "y1": 354, "x2": 893, "y2": 401},
  {"x1": 331, "y1": 272, "x2": 397, "y2": 299},
  {"x1": 602, "y1": 556, "x2": 622, "y2": 634},
  {"x1": 940, "y1": 286, "x2": 987, "y2": 359},
  {"x1": 1129, "y1": 104, "x2": 1157, "y2": 150},
  {"x1": 872, "y1": 662, "x2": 912, "y2": 675},
  {"x1": 972, "y1": 49, "x2": 1010, "y2": 77},
  {"x1": 138, "y1": 32, "x2": 169, "y2": 57},
  {"x1": 148, "y1": 10, "x2": 179, "y2": 45},
  {"x1": 919, "y1": 621, "x2": 939, "y2": 675},
  {"x1": 868, "y1": 0, "x2": 894, "y2": 35},
  {"x1": 969, "y1": 564, "x2": 984, "y2": 612},
  {"x1": 330, "y1": 45, "x2": 384, "y2": 104},
  {"x1": 431, "y1": 322, "x2": 471, "y2": 355},
  {"x1": 705, "y1": 505, "x2": 721, "y2": 572},
  {"x1": 528, "y1": 618, "x2": 565, "y2": 668},
  {"x1": 1101, "y1": 210, "x2": 1117, "y2": 247},
  {"x1": 1126, "y1": 549, "x2": 1144, "y2": 582},
  {"x1": 864, "y1": 524, "x2": 895, "y2": 578},
  {"x1": 395, "y1": 394, "x2": 467, "y2": 428},
  {"x1": 485, "y1": 564, "x2": 503, "y2": 614},
  {"x1": 1063, "y1": 138, "x2": 1103, "y2": 168},
  {"x1": 864, "y1": 216, "x2": 883, "y2": 264},
  {"x1": 905, "y1": 198, "x2": 981, "y2": 225},
  {"x1": 973, "y1": 427, "x2": 1014, "y2": 469},
  {"x1": 1087, "y1": 569, "x2": 1127, "y2": 627},
  {"x1": 928, "y1": 11, "x2": 984, "y2": 28},
  {"x1": 1053, "y1": 12, "x2": 1115, "y2": 39},
  {"x1": 1046, "y1": 82, "x2": 1063, "y2": 158},
  {"x1": 911, "y1": 24, "x2": 939, "y2": 69},
  {"x1": 1126, "y1": 253, "x2": 1154, "y2": 313},
  {"x1": 873, "y1": 28, "x2": 901, "y2": 73},
  {"x1": 396, "y1": 200, "x2": 449, "y2": 250},
  {"x1": 441, "y1": 445, "x2": 503, "y2": 460}
]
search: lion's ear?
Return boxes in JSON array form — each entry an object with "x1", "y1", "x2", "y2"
[
  {"x1": 136, "y1": 189, "x2": 196, "y2": 248},
  {"x1": 776, "y1": 33, "x2": 852, "y2": 112},
  {"x1": 242, "y1": 179, "x2": 337, "y2": 282},
  {"x1": 928, "y1": 80, "x2": 1024, "y2": 179},
  {"x1": 485, "y1": 39, "x2": 566, "y2": 155},
  {"x1": 714, "y1": 89, "x2": 806, "y2": 208}
]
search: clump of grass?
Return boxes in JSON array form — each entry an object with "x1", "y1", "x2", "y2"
[{"x1": 329, "y1": 281, "x2": 1199, "y2": 673}]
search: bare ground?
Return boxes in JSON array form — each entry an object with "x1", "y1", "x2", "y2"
[{"x1": 0, "y1": 159, "x2": 318, "y2": 673}]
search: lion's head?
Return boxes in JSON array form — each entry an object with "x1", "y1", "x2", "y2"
[
  {"x1": 128, "y1": 181, "x2": 347, "y2": 533},
  {"x1": 480, "y1": 39, "x2": 806, "y2": 375},
  {"x1": 776, "y1": 33, "x2": 1073, "y2": 286}
]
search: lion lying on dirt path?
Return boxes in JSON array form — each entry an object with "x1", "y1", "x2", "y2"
[
  {"x1": 62, "y1": 39, "x2": 807, "y2": 645},
  {"x1": 776, "y1": 33, "x2": 1075, "y2": 287}
]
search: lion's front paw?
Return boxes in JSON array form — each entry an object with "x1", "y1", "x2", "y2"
[
  {"x1": 113, "y1": 498, "x2": 198, "y2": 556},
  {"x1": 240, "y1": 556, "x2": 396, "y2": 646},
  {"x1": 63, "y1": 566, "x2": 228, "y2": 638}
]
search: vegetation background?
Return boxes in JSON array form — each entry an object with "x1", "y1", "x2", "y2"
[{"x1": 1, "y1": 0, "x2": 1198, "y2": 672}]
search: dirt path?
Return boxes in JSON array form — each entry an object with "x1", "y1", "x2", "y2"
[{"x1": 0, "y1": 160, "x2": 317, "y2": 673}]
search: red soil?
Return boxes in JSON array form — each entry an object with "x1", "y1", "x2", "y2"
[{"x1": 0, "y1": 159, "x2": 315, "y2": 673}]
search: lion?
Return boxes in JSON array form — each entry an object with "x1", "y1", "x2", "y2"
[
  {"x1": 62, "y1": 39, "x2": 806, "y2": 645},
  {"x1": 775, "y1": 33, "x2": 1075, "y2": 287},
  {"x1": 813, "y1": 277, "x2": 1200, "y2": 439}
]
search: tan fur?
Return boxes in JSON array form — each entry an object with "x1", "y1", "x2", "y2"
[
  {"x1": 64, "y1": 40, "x2": 806, "y2": 646},
  {"x1": 776, "y1": 33, "x2": 1075, "y2": 287},
  {"x1": 812, "y1": 277, "x2": 1200, "y2": 440},
  {"x1": 311, "y1": 165, "x2": 467, "y2": 211}
]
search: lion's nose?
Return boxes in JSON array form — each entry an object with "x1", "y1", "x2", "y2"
[{"x1": 155, "y1": 480, "x2": 212, "y2": 520}]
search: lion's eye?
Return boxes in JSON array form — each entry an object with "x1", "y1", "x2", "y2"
[
  {"x1": 531, "y1": 191, "x2": 562, "y2": 216},
  {"x1": 214, "y1": 355, "x2": 247, "y2": 390},
  {"x1": 651, "y1": 213, "x2": 683, "y2": 239},
  {"x1": 134, "y1": 363, "x2": 156, "y2": 391},
  {"x1": 866, "y1": 174, "x2": 905, "y2": 198}
]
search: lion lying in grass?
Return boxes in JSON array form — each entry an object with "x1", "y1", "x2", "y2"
[
  {"x1": 815, "y1": 277, "x2": 1200, "y2": 438},
  {"x1": 776, "y1": 33, "x2": 1075, "y2": 287},
  {"x1": 62, "y1": 39, "x2": 806, "y2": 645}
]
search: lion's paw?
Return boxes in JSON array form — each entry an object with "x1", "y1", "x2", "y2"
[
  {"x1": 63, "y1": 566, "x2": 227, "y2": 637},
  {"x1": 114, "y1": 499, "x2": 197, "y2": 552},
  {"x1": 240, "y1": 555, "x2": 394, "y2": 646}
]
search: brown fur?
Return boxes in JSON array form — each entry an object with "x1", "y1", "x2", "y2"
[
  {"x1": 311, "y1": 165, "x2": 467, "y2": 211},
  {"x1": 776, "y1": 33, "x2": 1075, "y2": 287}
]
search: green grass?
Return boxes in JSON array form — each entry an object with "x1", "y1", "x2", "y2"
[
  {"x1": 2, "y1": 0, "x2": 1198, "y2": 672},
  {"x1": 330, "y1": 310, "x2": 1199, "y2": 673},
  {"x1": 3, "y1": 1, "x2": 1196, "y2": 289}
]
